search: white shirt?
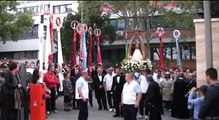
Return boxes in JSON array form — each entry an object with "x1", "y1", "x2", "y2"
[
  {"x1": 122, "y1": 80, "x2": 141, "y2": 105},
  {"x1": 153, "y1": 74, "x2": 164, "y2": 87},
  {"x1": 103, "y1": 73, "x2": 113, "y2": 91},
  {"x1": 75, "y1": 77, "x2": 89, "y2": 99},
  {"x1": 139, "y1": 75, "x2": 148, "y2": 93},
  {"x1": 98, "y1": 74, "x2": 102, "y2": 82}
]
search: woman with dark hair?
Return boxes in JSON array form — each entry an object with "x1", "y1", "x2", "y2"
[
  {"x1": 4, "y1": 62, "x2": 23, "y2": 120},
  {"x1": 44, "y1": 63, "x2": 58, "y2": 115}
]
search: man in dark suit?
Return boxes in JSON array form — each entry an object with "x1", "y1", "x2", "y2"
[
  {"x1": 145, "y1": 75, "x2": 163, "y2": 120},
  {"x1": 111, "y1": 67, "x2": 126, "y2": 117},
  {"x1": 92, "y1": 67, "x2": 107, "y2": 110}
]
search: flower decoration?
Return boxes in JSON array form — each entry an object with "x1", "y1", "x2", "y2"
[{"x1": 121, "y1": 59, "x2": 152, "y2": 72}]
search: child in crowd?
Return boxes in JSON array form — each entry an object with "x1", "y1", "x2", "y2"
[
  {"x1": 63, "y1": 72, "x2": 73, "y2": 112},
  {"x1": 188, "y1": 85, "x2": 208, "y2": 120}
]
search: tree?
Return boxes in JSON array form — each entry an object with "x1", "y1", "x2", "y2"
[
  {"x1": 103, "y1": 1, "x2": 200, "y2": 60},
  {"x1": 0, "y1": 1, "x2": 34, "y2": 42},
  {"x1": 78, "y1": 1, "x2": 116, "y2": 43},
  {"x1": 61, "y1": 13, "x2": 81, "y2": 62}
]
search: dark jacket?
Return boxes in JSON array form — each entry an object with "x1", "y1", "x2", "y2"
[
  {"x1": 111, "y1": 73, "x2": 126, "y2": 96},
  {"x1": 4, "y1": 71, "x2": 18, "y2": 95},
  {"x1": 198, "y1": 82, "x2": 219, "y2": 119},
  {"x1": 93, "y1": 73, "x2": 105, "y2": 91}
]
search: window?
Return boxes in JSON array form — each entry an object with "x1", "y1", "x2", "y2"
[
  {"x1": 172, "y1": 47, "x2": 177, "y2": 60},
  {"x1": 163, "y1": 47, "x2": 171, "y2": 60},
  {"x1": 0, "y1": 52, "x2": 13, "y2": 59},
  {"x1": 128, "y1": 18, "x2": 134, "y2": 29},
  {"x1": 117, "y1": 19, "x2": 125, "y2": 31},
  {"x1": 181, "y1": 46, "x2": 191, "y2": 60},
  {"x1": 44, "y1": 4, "x2": 50, "y2": 13},
  {"x1": 53, "y1": 4, "x2": 71, "y2": 14},
  {"x1": 191, "y1": 46, "x2": 196, "y2": 59},
  {"x1": 31, "y1": 6, "x2": 38, "y2": 13},
  {"x1": 60, "y1": 5, "x2": 66, "y2": 13},
  {"x1": 53, "y1": 6, "x2": 60, "y2": 14},
  {"x1": 152, "y1": 47, "x2": 159, "y2": 60}
]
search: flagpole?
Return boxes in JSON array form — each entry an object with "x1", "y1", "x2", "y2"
[{"x1": 38, "y1": 2, "x2": 45, "y2": 83}]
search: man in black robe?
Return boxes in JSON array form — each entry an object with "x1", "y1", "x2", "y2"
[
  {"x1": 145, "y1": 75, "x2": 163, "y2": 120},
  {"x1": 171, "y1": 72, "x2": 190, "y2": 119}
]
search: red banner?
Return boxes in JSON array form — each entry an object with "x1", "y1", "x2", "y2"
[
  {"x1": 159, "y1": 36, "x2": 163, "y2": 68},
  {"x1": 49, "y1": 16, "x2": 53, "y2": 63},
  {"x1": 96, "y1": 36, "x2": 102, "y2": 66},
  {"x1": 71, "y1": 29, "x2": 77, "y2": 67}
]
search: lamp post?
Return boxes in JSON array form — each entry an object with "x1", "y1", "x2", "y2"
[
  {"x1": 173, "y1": 30, "x2": 182, "y2": 70},
  {"x1": 156, "y1": 27, "x2": 164, "y2": 68}
]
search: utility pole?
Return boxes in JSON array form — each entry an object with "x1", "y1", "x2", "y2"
[{"x1": 204, "y1": 1, "x2": 213, "y2": 68}]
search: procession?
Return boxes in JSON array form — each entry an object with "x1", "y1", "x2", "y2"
[{"x1": 0, "y1": 1, "x2": 219, "y2": 120}]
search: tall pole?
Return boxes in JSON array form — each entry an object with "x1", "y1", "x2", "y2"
[{"x1": 204, "y1": 1, "x2": 213, "y2": 68}]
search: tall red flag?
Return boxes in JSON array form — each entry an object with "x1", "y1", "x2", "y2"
[{"x1": 49, "y1": 15, "x2": 53, "y2": 63}]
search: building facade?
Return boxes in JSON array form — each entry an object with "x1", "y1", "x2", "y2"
[{"x1": 0, "y1": 1, "x2": 78, "y2": 64}]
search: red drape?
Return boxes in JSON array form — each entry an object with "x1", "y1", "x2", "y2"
[
  {"x1": 159, "y1": 36, "x2": 163, "y2": 68},
  {"x1": 96, "y1": 36, "x2": 102, "y2": 66},
  {"x1": 49, "y1": 17, "x2": 53, "y2": 63},
  {"x1": 71, "y1": 29, "x2": 77, "y2": 67}
]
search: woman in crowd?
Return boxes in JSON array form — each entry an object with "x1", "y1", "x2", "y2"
[
  {"x1": 63, "y1": 72, "x2": 73, "y2": 112},
  {"x1": 161, "y1": 72, "x2": 174, "y2": 111},
  {"x1": 4, "y1": 62, "x2": 23, "y2": 120},
  {"x1": 44, "y1": 63, "x2": 58, "y2": 115}
]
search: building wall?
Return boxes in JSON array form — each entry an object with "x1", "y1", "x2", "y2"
[{"x1": 194, "y1": 18, "x2": 219, "y2": 87}]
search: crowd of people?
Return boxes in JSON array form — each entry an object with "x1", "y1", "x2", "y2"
[{"x1": 0, "y1": 60, "x2": 219, "y2": 120}]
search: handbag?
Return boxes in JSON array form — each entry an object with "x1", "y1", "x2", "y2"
[{"x1": 45, "y1": 92, "x2": 51, "y2": 99}]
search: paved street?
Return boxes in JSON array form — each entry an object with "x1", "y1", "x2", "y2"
[{"x1": 47, "y1": 95, "x2": 189, "y2": 120}]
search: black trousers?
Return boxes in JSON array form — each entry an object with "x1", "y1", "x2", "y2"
[
  {"x1": 139, "y1": 93, "x2": 147, "y2": 116},
  {"x1": 114, "y1": 93, "x2": 122, "y2": 116},
  {"x1": 106, "y1": 91, "x2": 113, "y2": 108},
  {"x1": 95, "y1": 90, "x2": 107, "y2": 109},
  {"x1": 78, "y1": 99, "x2": 88, "y2": 120},
  {"x1": 149, "y1": 108, "x2": 161, "y2": 120},
  {"x1": 46, "y1": 88, "x2": 56, "y2": 111},
  {"x1": 163, "y1": 100, "x2": 171, "y2": 110},
  {"x1": 89, "y1": 90, "x2": 93, "y2": 107},
  {"x1": 123, "y1": 104, "x2": 137, "y2": 120},
  {"x1": 5, "y1": 94, "x2": 18, "y2": 120}
]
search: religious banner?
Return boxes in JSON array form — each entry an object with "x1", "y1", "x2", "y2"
[
  {"x1": 173, "y1": 30, "x2": 182, "y2": 70},
  {"x1": 94, "y1": 28, "x2": 102, "y2": 66},
  {"x1": 87, "y1": 27, "x2": 93, "y2": 76},
  {"x1": 49, "y1": 15, "x2": 53, "y2": 63},
  {"x1": 156, "y1": 27, "x2": 164, "y2": 68},
  {"x1": 70, "y1": 20, "x2": 79, "y2": 67}
]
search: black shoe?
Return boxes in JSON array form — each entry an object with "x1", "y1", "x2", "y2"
[
  {"x1": 113, "y1": 114, "x2": 120, "y2": 117},
  {"x1": 104, "y1": 108, "x2": 108, "y2": 111},
  {"x1": 98, "y1": 108, "x2": 102, "y2": 110}
]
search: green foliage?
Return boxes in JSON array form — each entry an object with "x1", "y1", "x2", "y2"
[
  {"x1": 0, "y1": 1, "x2": 34, "y2": 41},
  {"x1": 61, "y1": 13, "x2": 81, "y2": 61}
]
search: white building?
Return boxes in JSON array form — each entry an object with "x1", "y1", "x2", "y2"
[{"x1": 0, "y1": 1, "x2": 79, "y2": 63}]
